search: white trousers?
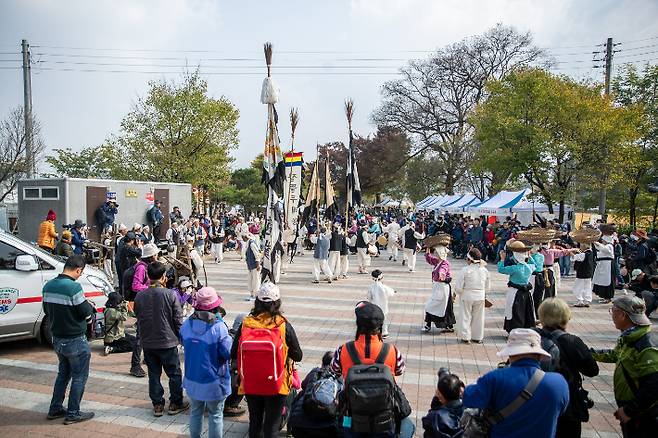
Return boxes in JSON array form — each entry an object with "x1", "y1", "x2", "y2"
[
  {"x1": 328, "y1": 251, "x2": 341, "y2": 278},
  {"x1": 340, "y1": 255, "x2": 349, "y2": 276},
  {"x1": 457, "y1": 298, "x2": 485, "y2": 342},
  {"x1": 403, "y1": 248, "x2": 417, "y2": 271},
  {"x1": 356, "y1": 248, "x2": 370, "y2": 269},
  {"x1": 211, "y1": 242, "x2": 223, "y2": 262},
  {"x1": 572, "y1": 278, "x2": 593, "y2": 303},
  {"x1": 387, "y1": 242, "x2": 399, "y2": 260},
  {"x1": 313, "y1": 258, "x2": 333, "y2": 281},
  {"x1": 247, "y1": 268, "x2": 260, "y2": 296},
  {"x1": 553, "y1": 262, "x2": 561, "y2": 292}
]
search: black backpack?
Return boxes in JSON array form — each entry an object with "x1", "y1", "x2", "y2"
[
  {"x1": 343, "y1": 342, "x2": 396, "y2": 434},
  {"x1": 534, "y1": 328, "x2": 566, "y2": 372},
  {"x1": 122, "y1": 264, "x2": 138, "y2": 301},
  {"x1": 303, "y1": 368, "x2": 341, "y2": 420}
]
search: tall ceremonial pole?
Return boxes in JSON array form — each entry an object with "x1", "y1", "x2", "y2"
[
  {"x1": 260, "y1": 42, "x2": 285, "y2": 283},
  {"x1": 344, "y1": 99, "x2": 361, "y2": 231}
]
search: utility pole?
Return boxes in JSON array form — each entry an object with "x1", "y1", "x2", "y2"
[
  {"x1": 598, "y1": 37, "x2": 614, "y2": 219},
  {"x1": 21, "y1": 39, "x2": 34, "y2": 178}
]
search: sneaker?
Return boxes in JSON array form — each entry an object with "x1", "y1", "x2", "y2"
[
  {"x1": 46, "y1": 409, "x2": 67, "y2": 420},
  {"x1": 327, "y1": 279, "x2": 332, "y2": 284},
  {"x1": 471, "y1": 340, "x2": 483, "y2": 344},
  {"x1": 421, "y1": 325, "x2": 431, "y2": 334},
  {"x1": 130, "y1": 366, "x2": 146, "y2": 378},
  {"x1": 63, "y1": 411, "x2": 95, "y2": 425},
  {"x1": 341, "y1": 274, "x2": 348, "y2": 279},
  {"x1": 584, "y1": 303, "x2": 591, "y2": 308},
  {"x1": 460, "y1": 339, "x2": 471, "y2": 344},
  {"x1": 442, "y1": 327, "x2": 455, "y2": 333},
  {"x1": 382, "y1": 333, "x2": 389, "y2": 339},
  {"x1": 409, "y1": 269, "x2": 414, "y2": 273},
  {"x1": 223, "y1": 405, "x2": 246, "y2": 417},
  {"x1": 153, "y1": 404, "x2": 165, "y2": 417},
  {"x1": 389, "y1": 256, "x2": 393, "y2": 260},
  {"x1": 402, "y1": 260, "x2": 406, "y2": 266},
  {"x1": 103, "y1": 345, "x2": 113, "y2": 356},
  {"x1": 168, "y1": 400, "x2": 190, "y2": 415},
  {"x1": 312, "y1": 280, "x2": 319, "y2": 284}
]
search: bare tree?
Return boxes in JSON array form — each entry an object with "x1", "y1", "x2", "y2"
[
  {"x1": 0, "y1": 107, "x2": 45, "y2": 202},
  {"x1": 373, "y1": 24, "x2": 544, "y2": 195}
]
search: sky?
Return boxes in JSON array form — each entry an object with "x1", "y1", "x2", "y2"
[{"x1": 1, "y1": 0, "x2": 658, "y2": 171}]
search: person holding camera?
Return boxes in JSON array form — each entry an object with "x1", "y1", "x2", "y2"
[
  {"x1": 103, "y1": 292, "x2": 145, "y2": 378},
  {"x1": 536, "y1": 298, "x2": 599, "y2": 438}
]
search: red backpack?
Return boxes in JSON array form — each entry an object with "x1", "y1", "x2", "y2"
[{"x1": 238, "y1": 323, "x2": 286, "y2": 395}]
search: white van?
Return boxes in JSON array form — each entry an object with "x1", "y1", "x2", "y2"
[{"x1": 0, "y1": 230, "x2": 112, "y2": 344}]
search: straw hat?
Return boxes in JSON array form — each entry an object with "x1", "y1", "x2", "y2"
[
  {"x1": 424, "y1": 233, "x2": 451, "y2": 248},
  {"x1": 497, "y1": 328, "x2": 551, "y2": 359},
  {"x1": 516, "y1": 228, "x2": 557, "y2": 244},
  {"x1": 634, "y1": 229, "x2": 648, "y2": 240},
  {"x1": 569, "y1": 228, "x2": 602, "y2": 244},
  {"x1": 599, "y1": 223, "x2": 617, "y2": 236},
  {"x1": 506, "y1": 239, "x2": 532, "y2": 252}
]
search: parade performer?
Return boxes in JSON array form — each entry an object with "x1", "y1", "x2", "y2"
[
  {"x1": 529, "y1": 244, "x2": 546, "y2": 317},
  {"x1": 340, "y1": 232, "x2": 355, "y2": 278},
  {"x1": 498, "y1": 239, "x2": 538, "y2": 333},
  {"x1": 242, "y1": 233, "x2": 261, "y2": 301},
  {"x1": 209, "y1": 218, "x2": 225, "y2": 264},
  {"x1": 402, "y1": 221, "x2": 425, "y2": 272},
  {"x1": 311, "y1": 227, "x2": 333, "y2": 283},
  {"x1": 570, "y1": 228, "x2": 601, "y2": 308},
  {"x1": 423, "y1": 244, "x2": 455, "y2": 334},
  {"x1": 366, "y1": 269, "x2": 396, "y2": 338},
  {"x1": 355, "y1": 221, "x2": 372, "y2": 274},
  {"x1": 537, "y1": 241, "x2": 576, "y2": 309},
  {"x1": 593, "y1": 225, "x2": 617, "y2": 303},
  {"x1": 384, "y1": 218, "x2": 401, "y2": 262},
  {"x1": 328, "y1": 223, "x2": 343, "y2": 281}
]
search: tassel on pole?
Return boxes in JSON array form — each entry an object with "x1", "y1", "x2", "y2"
[
  {"x1": 261, "y1": 42, "x2": 278, "y2": 104},
  {"x1": 290, "y1": 107, "x2": 299, "y2": 151}
]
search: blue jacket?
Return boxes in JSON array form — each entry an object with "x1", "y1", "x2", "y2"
[
  {"x1": 314, "y1": 234, "x2": 330, "y2": 260},
  {"x1": 422, "y1": 399, "x2": 464, "y2": 438},
  {"x1": 71, "y1": 228, "x2": 85, "y2": 254},
  {"x1": 463, "y1": 358, "x2": 569, "y2": 438},
  {"x1": 180, "y1": 311, "x2": 233, "y2": 402},
  {"x1": 469, "y1": 226, "x2": 483, "y2": 243},
  {"x1": 497, "y1": 259, "x2": 537, "y2": 285}
]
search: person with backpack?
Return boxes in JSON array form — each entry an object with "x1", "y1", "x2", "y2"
[
  {"x1": 289, "y1": 352, "x2": 343, "y2": 438},
  {"x1": 230, "y1": 282, "x2": 303, "y2": 438},
  {"x1": 330, "y1": 301, "x2": 414, "y2": 438},
  {"x1": 180, "y1": 287, "x2": 233, "y2": 438},
  {"x1": 421, "y1": 369, "x2": 465, "y2": 438},
  {"x1": 102, "y1": 292, "x2": 145, "y2": 377},
  {"x1": 134, "y1": 261, "x2": 188, "y2": 417},
  {"x1": 591, "y1": 296, "x2": 658, "y2": 437},
  {"x1": 462, "y1": 328, "x2": 569, "y2": 438},
  {"x1": 536, "y1": 298, "x2": 599, "y2": 438}
]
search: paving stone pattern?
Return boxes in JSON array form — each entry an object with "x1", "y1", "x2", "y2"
[{"x1": 0, "y1": 249, "x2": 634, "y2": 437}]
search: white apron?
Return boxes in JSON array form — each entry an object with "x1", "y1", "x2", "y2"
[
  {"x1": 592, "y1": 243, "x2": 614, "y2": 286},
  {"x1": 425, "y1": 281, "x2": 449, "y2": 317},
  {"x1": 504, "y1": 286, "x2": 517, "y2": 320}
]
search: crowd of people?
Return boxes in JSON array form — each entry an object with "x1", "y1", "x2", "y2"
[{"x1": 37, "y1": 203, "x2": 658, "y2": 437}]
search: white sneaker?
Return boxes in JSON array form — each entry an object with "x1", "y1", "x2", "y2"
[{"x1": 103, "y1": 346, "x2": 113, "y2": 356}]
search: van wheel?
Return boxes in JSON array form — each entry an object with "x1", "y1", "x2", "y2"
[{"x1": 41, "y1": 316, "x2": 53, "y2": 345}]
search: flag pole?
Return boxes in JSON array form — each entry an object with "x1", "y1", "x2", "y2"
[
  {"x1": 344, "y1": 99, "x2": 353, "y2": 234},
  {"x1": 284, "y1": 108, "x2": 299, "y2": 232},
  {"x1": 316, "y1": 142, "x2": 321, "y2": 227}
]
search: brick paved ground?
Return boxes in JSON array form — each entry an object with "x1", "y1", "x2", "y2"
[{"x1": 0, "y1": 248, "x2": 639, "y2": 437}]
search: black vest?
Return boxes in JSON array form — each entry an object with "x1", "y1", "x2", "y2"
[
  {"x1": 574, "y1": 250, "x2": 595, "y2": 279},
  {"x1": 330, "y1": 231, "x2": 343, "y2": 251},
  {"x1": 356, "y1": 229, "x2": 368, "y2": 248},
  {"x1": 404, "y1": 228, "x2": 417, "y2": 249}
]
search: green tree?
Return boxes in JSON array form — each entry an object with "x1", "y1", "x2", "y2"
[
  {"x1": 44, "y1": 145, "x2": 119, "y2": 179},
  {"x1": 472, "y1": 68, "x2": 640, "y2": 222},
  {"x1": 609, "y1": 63, "x2": 658, "y2": 227},
  {"x1": 115, "y1": 70, "x2": 239, "y2": 190},
  {"x1": 215, "y1": 157, "x2": 267, "y2": 215}
]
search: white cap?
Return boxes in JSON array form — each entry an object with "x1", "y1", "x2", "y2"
[
  {"x1": 119, "y1": 223, "x2": 128, "y2": 231},
  {"x1": 496, "y1": 328, "x2": 551, "y2": 359},
  {"x1": 141, "y1": 243, "x2": 160, "y2": 259},
  {"x1": 133, "y1": 223, "x2": 142, "y2": 230},
  {"x1": 257, "y1": 282, "x2": 280, "y2": 302}
]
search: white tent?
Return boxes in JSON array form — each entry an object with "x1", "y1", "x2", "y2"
[
  {"x1": 467, "y1": 189, "x2": 530, "y2": 216},
  {"x1": 416, "y1": 195, "x2": 443, "y2": 209},
  {"x1": 422, "y1": 195, "x2": 451, "y2": 210},
  {"x1": 444, "y1": 194, "x2": 481, "y2": 213},
  {"x1": 415, "y1": 195, "x2": 435, "y2": 208}
]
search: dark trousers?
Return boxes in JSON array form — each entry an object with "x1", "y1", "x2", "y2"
[
  {"x1": 143, "y1": 347, "x2": 183, "y2": 406},
  {"x1": 504, "y1": 289, "x2": 536, "y2": 333},
  {"x1": 622, "y1": 418, "x2": 657, "y2": 438},
  {"x1": 556, "y1": 416, "x2": 582, "y2": 438},
  {"x1": 245, "y1": 394, "x2": 287, "y2": 438},
  {"x1": 225, "y1": 368, "x2": 244, "y2": 408},
  {"x1": 105, "y1": 333, "x2": 140, "y2": 368}
]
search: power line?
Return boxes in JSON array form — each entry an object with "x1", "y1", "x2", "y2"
[{"x1": 619, "y1": 35, "x2": 658, "y2": 44}]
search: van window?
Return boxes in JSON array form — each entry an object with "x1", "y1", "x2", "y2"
[{"x1": 0, "y1": 242, "x2": 26, "y2": 270}]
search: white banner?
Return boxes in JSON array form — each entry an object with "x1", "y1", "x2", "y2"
[{"x1": 283, "y1": 152, "x2": 303, "y2": 241}]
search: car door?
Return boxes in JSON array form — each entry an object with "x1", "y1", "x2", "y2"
[{"x1": 0, "y1": 241, "x2": 44, "y2": 340}]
